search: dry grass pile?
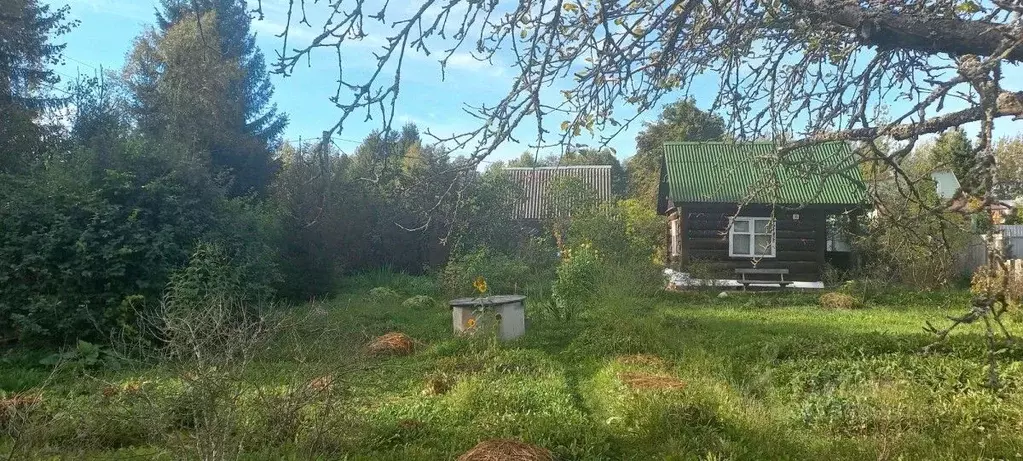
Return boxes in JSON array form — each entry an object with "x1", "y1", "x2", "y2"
[
  {"x1": 819, "y1": 292, "x2": 862, "y2": 310},
  {"x1": 367, "y1": 332, "x2": 415, "y2": 356},
  {"x1": 308, "y1": 375, "x2": 334, "y2": 392},
  {"x1": 0, "y1": 394, "x2": 41, "y2": 428},
  {"x1": 457, "y1": 439, "x2": 554, "y2": 461},
  {"x1": 619, "y1": 372, "x2": 687, "y2": 391}
]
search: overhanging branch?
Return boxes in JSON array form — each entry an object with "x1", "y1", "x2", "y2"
[{"x1": 786, "y1": 0, "x2": 1023, "y2": 61}]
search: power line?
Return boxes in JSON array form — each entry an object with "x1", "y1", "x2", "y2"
[
  {"x1": 282, "y1": 134, "x2": 363, "y2": 145},
  {"x1": 65, "y1": 56, "x2": 99, "y2": 71}
]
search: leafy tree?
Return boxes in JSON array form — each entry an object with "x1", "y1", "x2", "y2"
[
  {"x1": 928, "y1": 128, "x2": 975, "y2": 189},
  {"x1": 994, "y1": 135, "x2": 1023, "y2": 198},
  {"x1": 628, "y1": 99, "x2": 725, "y2": 206},
  {"x1": 506, "y1": 151, "x2": 544, "y2": 168},
  {"x1": 0, "y1": 0, "x2": 74, "y2": 173}
]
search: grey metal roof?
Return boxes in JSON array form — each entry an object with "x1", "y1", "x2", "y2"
[
  {"x1": 504, "y1": 165, "x2": 613, "y2": 219},
  {"x1": 662, "y1": 141, "x2": 867, "y2": 205},
  {"x1": 1001, "y1": 225, "x2": 1023, "y2": 238}
]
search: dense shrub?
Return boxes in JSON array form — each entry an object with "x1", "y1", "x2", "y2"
[
  {"x1": 440, "y1": 248, "x2": 533, "y2": 297},
  {"x1": 857, "y1": 181, "x2": 973, "y2": 289},
  {"x1": 551, "y1": 243, "x2": 601, "y2": 320},
  {"x1": 402, "y1": 295, "x2": 436, "y2": 309},
  {"x1": 566, "y1": 199, "x2": 665, "y2": 265},
  {"x1": 0, "y1": 169, "x2": 214, "y2": 343},
  {"x1": 566, "y1": 200, "x2": 667, "y2": 296},
  {"x1": 0, "y1": 155, "x2": 278, "y2": 344},
  {"x1": 970, "y1": 263, "x2": 1023, "y2": 308}
]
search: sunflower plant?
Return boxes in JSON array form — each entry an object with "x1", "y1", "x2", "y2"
[{"x1": 551, "y1": 242, "x2": 600, "y2": 320}]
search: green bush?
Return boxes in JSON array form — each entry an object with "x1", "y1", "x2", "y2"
[
  {"x1": 369, "y1": 287, "x2": 401, "y2": 300},
  {"x1": 0, "y1": 170, "x2": 213, "y2": 343},
  {"x1": 551, "y1": 243, "x2": 601, "y2": 320},
  {"x1": 402, "y1": 295, "x2": 436, "y2": 309},
  {"x1": 440, "y1": 248, "x2": 532, "y2": 297},
  {"x1": 566, "y1": 199, "x2": 665, "y2": 266}
]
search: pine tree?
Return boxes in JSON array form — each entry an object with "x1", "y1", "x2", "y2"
[
  {"x1": 0, "y1": 1, "x2": 74, "y2": 173},
  {"x1": 125, "y1": 0, "x2": 286, "y2": 195},
  {"x1": 156, "y1": 0, "x2": 286, "y2": 149}
]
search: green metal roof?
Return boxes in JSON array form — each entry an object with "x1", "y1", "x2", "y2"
[{"x1": 662, "y1": 142, "x2": 866, "y2": 205}]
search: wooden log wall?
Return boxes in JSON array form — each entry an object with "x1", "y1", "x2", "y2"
[{"x1": 679, "y1": 204, "x2": 826, "y2": 281}]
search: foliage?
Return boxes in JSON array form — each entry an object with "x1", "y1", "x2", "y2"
[
  {"x1": 0, "y1": 76, "x2": 279, "y2": 345},
  {"x1": 269, "y1": 124, "x2": 520, "y2": 299},
  {"x1": 369, "y1": 287, "x2": 401, "y2": 300},
  {"x1": 628, "y1": 99, "x2": 726, "y2": 207},
  {"x1": 441, "y1": 248, "x2": 534, "y2": 298},
  {"x1": 38, "y1": 340, "x2": 123, "y2": 372},
  {"x1": 166, "y1": 242, "x2": 275, "y2": 311},
  {"x1": 156, "y1": 0, "x2": 287, "y2": 150},
  {"x1": 567, "y1": 199, "x2": 664, "y2": 265},
  {"x1": 562, "y1": 199, "x2": 666, "y2": 298},
  {"x1": 124, "y1": 9, "x2": 283, "y2": 196},
  {"x1": 858, "y1": 174, "x2": 973, "y2": 289},
  {"x1": 0, "y1": 167, "x2": 212, "y2": 343},
  {"x1": 4, "y1": 275, "x2": 1022, "y2": 459},
  {"x1": 402, "y1": 295, "x2": 437, "y2": 310},
  {"x1": 551, "y1": 243, "x2": 601, "y2": 320},
  {"x1": 970, "y1": 264, "x2": 1023, "y2": 310},
  {"x1": 994, "y1": 135, "x2": 1023, "y2": 199},
  {"x1": 0, "y1": 0, "x2": 75, "y2": 173}
]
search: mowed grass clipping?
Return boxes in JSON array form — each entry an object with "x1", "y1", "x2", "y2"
[{"x1": 3, "y1": 280, "x2": 1023, "y2": 459}]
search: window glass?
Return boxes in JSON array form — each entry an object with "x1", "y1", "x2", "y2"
[
  {"x1": 754, "y1": 235, "x2": 773, "y2": 255},
  {"x1": 754, "y1": 219, "x2": 772, "y2": 233},
  {"x1": 733, "y1": 219, "x2": 750, "y2": 233},
  {"x1": 732, "y1": 234, "x2": 751, "y2": 255}
]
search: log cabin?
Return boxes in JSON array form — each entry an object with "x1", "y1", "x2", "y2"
[{"x1": 658, "y1": 142, "x2": 867, "y2": 282}]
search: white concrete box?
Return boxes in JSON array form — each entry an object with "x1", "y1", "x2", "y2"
[{"x1": 449, "y1": 295, "x2": 526, "y2": 341}]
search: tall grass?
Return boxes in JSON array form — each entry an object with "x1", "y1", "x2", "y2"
[{"x1": 3, "y1": 271, "x2": 1021, "y2": 459}]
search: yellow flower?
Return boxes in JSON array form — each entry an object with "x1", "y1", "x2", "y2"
[
  {"x1": 466, "y1": 318, "x2": 477, "y2": 328},
  {"x1": 473, "y1": 276, "x2": 488, "y2": 294}
]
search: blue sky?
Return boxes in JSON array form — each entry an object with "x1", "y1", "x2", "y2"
[
  {"x1": 53, "y1": 0, "x2": 1022, "y2": 165},
  {"x1": 54, "y1": 0, "x2": 659, "y2": 164}
]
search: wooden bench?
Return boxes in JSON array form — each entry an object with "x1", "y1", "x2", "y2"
[{"x1": 735, "y1": 268, "x2": 791, "y2": 289}]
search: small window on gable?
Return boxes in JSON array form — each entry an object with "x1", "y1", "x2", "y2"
[{"x1": 729, "y1": 217, "x2": 775, "y2": 258}]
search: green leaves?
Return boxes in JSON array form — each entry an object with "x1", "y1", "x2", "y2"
[{"x1": 956, "y1": 0, "x2": 983, "y2": 14}]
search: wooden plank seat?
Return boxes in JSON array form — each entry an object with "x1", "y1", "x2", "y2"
[{"x1": 734, "y1": 268, "x2": 791, "y2": 289}]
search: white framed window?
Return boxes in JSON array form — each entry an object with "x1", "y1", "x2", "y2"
[{"x1": 729, "y1": 217, "x2": 776, "y2": 258}]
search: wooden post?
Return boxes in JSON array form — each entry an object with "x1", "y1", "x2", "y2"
[
  {"x1": 679, "y1": 206, "x2": 689, "y2": 266},
  {"x1": 815, "y1": 212, "x2": 827, "y2": 281},
  {"x1": 849, "y1": 210, "x2": 862, "y2": 272}
]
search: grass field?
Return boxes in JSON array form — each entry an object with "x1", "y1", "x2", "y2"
[{"x1": 3, "y1": 275, "x2": 1023, "y2": 460}]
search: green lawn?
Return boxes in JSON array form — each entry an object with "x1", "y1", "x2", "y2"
[{"x1": 3, "y1": 280, "x2": 1023, "y2": 460}]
